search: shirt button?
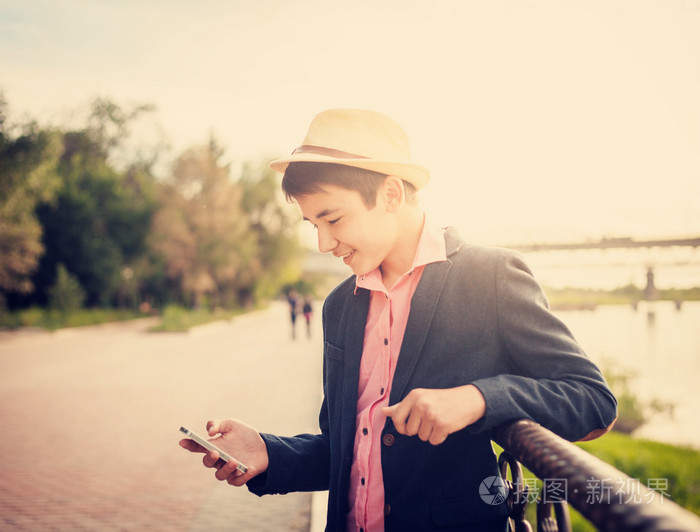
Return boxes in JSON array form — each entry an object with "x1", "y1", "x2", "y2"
[
  {"x1": 362, "y1": 427, "x2": 368, "y2": 435},
  {"x1": 382, "y1": 434, "x2": 395, "y2": 447},
  {"x1": 380, "y1": 387, "x2": 385, "y2": 395},
  {"x1": 384, "y1": 504, "x2": 392, "y2": 516},
  {"x1": 383, "y1": 338, "x2": 388, "y2": 346},
  {"x1": 361, "y1": 477, "x2": 366, "y2": 485}
]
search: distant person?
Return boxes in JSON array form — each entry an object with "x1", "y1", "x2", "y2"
[
  {"x1": 287, "y1": 289, "x2": 299, "y2": 339},
  {"x1": 180, "y1": 108, "x2": 617, "y2": 531},
  {"x1": 302, "y1": 297, "x2": 313, "y2": 338}
]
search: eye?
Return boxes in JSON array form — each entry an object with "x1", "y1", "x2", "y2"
[{"x1": 328, "y1": 217, "x2": 341, "y2": 225}]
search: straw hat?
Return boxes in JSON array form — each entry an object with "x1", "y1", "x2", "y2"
[{"x1": 269, "y1": 108, "x2": 430, "y2": 189}]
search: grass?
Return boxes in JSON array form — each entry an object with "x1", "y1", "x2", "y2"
[
  {"x1": 0, "y1": 306, "x2": 148, "y2": 330},
  {"x1": 576, "y1": 432, "x2": 700, "y2": 515},
  {"x1": 495, "y1": 431, "x2": 700, "y2": 531},
  {"x1": 148, "y1": 304, "x2": 247, "y2": 332},
  {"x1": 0, "y1": 304, "x2": 250, "y2": 333}
]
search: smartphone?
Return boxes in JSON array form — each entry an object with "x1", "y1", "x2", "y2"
[{"x1": 179, "y1": 426, "x2": 249, "y2": 474}]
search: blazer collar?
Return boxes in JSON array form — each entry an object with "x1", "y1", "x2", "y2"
[
  {"x1": 444, "y1": 225, "x2": 465, "y2": 258},
  {"x1": 389, "y1": 226, "x2": 463, "y2": 403}
]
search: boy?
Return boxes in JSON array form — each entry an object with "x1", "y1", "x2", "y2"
[{"x1": 180, "y1": 108, "x2": 617, "y2": 531}]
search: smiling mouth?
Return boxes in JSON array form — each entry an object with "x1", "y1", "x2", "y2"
[{"x1": 336, "y1": 250, "x2": 354, "y2": 264}]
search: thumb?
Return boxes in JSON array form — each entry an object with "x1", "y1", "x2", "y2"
[
  {"x1": 207, "y1": 418, "x2": 235, "y2": 436},
  {"x1": 206, "y1": 419, "x2": 222, "y2": 436}
]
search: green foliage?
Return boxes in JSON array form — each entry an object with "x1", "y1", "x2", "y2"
[
  {"x1": 48, "y1": 264, "x2": 85, "y2": 313},
  {"x1": 0, "y1": 95, "x2": 62, "y2": 304},
  {"x1": 32, "y1": 100, "x2": 158, "y2": 307}
]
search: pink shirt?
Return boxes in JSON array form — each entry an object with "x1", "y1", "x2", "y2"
[{"x1": 346, "y1": 219, "x2": 446, "y2": 532}]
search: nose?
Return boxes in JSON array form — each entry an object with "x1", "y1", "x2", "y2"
[{"x1": 317, "y1": 226, "x2": 338, "y2": 254}]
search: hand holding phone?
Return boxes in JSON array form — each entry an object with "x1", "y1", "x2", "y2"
[{"x1": 179, "y1": 426, "x2": 249, "y2": 474}]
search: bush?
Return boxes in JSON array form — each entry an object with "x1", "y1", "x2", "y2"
[{"x1": 48, "y1": 264, "x2": 85, "y2": 313}]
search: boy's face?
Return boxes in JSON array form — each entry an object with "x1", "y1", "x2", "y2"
[{"x1": 296, "y1": 183, "x2": 397, "y2": 277}]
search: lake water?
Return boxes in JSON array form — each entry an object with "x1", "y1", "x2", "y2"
[{"x1": 553, "y1": 300, "x2": 700, "y2": 449}]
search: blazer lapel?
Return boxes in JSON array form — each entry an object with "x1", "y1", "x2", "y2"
[
  {"x1": 389, "y1": 258, "x2": 452, "y2": 404},
  {"x1": 340, "y1": 287, "x2": 369, "y2": 449},
  {"x1": 389, "y1": 226, "x2": 463, "y2": 403}
]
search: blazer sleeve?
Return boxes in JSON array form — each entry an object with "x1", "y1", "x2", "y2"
[
  {"x1": 469, "y1": 250, "x2": 617, "y2": 441},
  {"x1": 247, "y1": 400, "x2": 331, "y2": 495}
]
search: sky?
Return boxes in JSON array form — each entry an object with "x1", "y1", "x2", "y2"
[{"x1": 2, "y1": 0, "x2": 699, "y2": 248}]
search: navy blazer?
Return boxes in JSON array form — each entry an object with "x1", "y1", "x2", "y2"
[{"x1": 249, "y1": 227, "x2": 617, "y2": 531}]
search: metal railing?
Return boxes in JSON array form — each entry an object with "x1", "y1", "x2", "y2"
[{"x1": 492, "y1": 420, "x2": 700, "y2": 531}]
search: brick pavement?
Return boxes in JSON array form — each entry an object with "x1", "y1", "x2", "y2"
[{"x1": 0, "y1": 301, "x2": 325, "y2": 531}]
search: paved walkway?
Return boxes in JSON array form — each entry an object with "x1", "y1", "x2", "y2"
[{"x1": 0, "y1": 301, "x2": 325, "y2": 531}]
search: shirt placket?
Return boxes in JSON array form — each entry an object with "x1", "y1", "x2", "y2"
[{"x1": 360, "y1": 291, "x2": 392, "y2": 532}]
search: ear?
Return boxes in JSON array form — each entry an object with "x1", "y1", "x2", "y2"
[{"x1": 381, "y1": 175, "x2": 404, "y2": 213}]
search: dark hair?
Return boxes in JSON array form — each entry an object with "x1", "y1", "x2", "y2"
[{"x1": 281, "y1": 162, "x2": 416, "y2": 208}]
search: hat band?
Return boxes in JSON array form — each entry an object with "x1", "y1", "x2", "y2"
[{"x1": 292, "y1": 145, "x2": 370, "y2": 160}]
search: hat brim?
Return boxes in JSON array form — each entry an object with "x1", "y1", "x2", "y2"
[{"x1": 269, "y1": 153, "x2": 430, "y2": 190}]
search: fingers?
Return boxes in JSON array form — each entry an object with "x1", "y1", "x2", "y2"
[
  {"x1": 406, "y1": 409, "x2": 423, "y2": 437},
  {"x1": 382, "y1": 390, "x2": 451, "y2": 446},
  {"x1": 202, "y1": 449, "x2": 221, "y2": 468},
  {"x1": 179, "y1": 438, "x2": 206, "y2": 454},
  {"x1": 225, "y1": 464, "x2": 258, "y2": 487},
  {"x1": 210, "y1": 457, "x2": 256, "y2": 487},
  {"x1": 417, "y1": 421, "x2": 432, "y2": 442},
  {"x1": 214, "y1": 457, "x2": 237, "y2": 480},
  {"x1": 181, "y1": 419, "x2": 268, "y2": 488},
  {"x1": 429, "y1": 432, "x2": 448, "y2": 446}
]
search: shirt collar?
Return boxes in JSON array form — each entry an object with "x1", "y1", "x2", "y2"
[{"x1": 355, "y1": 214, "x2": 447, "y2": 293}]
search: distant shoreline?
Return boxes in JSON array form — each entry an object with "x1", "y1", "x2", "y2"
[{"x1": 545, "y1": 285, "x2": 700, "y2": 311}]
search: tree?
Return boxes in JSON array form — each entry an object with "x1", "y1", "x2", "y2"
[
  {"x1": 236, "y1": 160, "x2": 303, "y2": 304},
  {"x1": 0, "y1": 94, "x2": 61, "y2": 308},
  {"x1": 31, "y1": 99, "x2": 158, "y2": 307},
  {"x1": 150, "y1": 139, "x2": 255, "y2": 308}
]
